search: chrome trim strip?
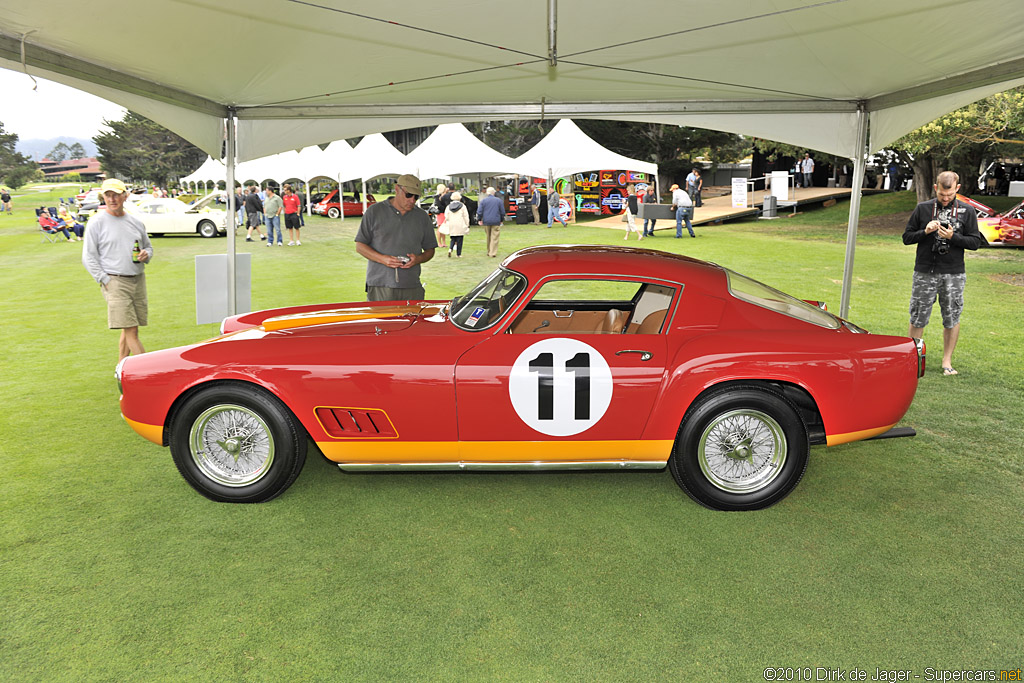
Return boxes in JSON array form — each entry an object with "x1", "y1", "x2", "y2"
[{"x1": 336, "y1": 460, "x2": 667, "y2": 472}]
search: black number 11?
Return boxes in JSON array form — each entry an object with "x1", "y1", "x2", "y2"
[{"x1": 528, "y1": 352, "x2": 591, "y2": 420}]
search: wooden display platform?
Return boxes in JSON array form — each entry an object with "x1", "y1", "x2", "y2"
[{"x1": 580, "y1": 186, "x2": 869, "y2": 232}]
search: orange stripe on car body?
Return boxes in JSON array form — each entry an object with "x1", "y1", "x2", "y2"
[
  {"x1": 825, "y1": 423, "x2": 897, "y2": 446},
  {"x1": 124, "y1": 416, "x2": 163, "y2": 445},
  {"x1": 315, "y1": 439, "x2": 674, "y2": 463}
]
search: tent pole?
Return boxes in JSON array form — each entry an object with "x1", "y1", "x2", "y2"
[
  {"x1": 839, "y1": 107, "x2": 869, "y2": 320},
  {"x1": 225, "y1": 111, "x2": 237, "y2": 317},
  {"x1": 362, "y1": 178, "x2": 367, "y2": 213},
  {"x1": 338, "y1": 176, "x2": 345, "y2": 221}
]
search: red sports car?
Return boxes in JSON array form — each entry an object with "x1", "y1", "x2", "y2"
[
  {"x1": 310, "y1": 189, "x2": 376, "y2": 218},
  {"x1": 117, "y1": 246, "x2": 925, "y2": 510}
]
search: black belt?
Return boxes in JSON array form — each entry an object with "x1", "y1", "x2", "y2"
[{"x1": 110, "y1": 273, "x2": 137, "y2": 278}]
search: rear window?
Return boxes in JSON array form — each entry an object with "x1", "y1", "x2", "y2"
[{"x1": 726, "y1": 271, "x2": 839, "y2": 329}]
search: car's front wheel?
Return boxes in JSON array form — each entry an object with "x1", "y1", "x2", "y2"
[
  {"x1": 669, "y1": 385, "x2": 808, "y2": 510},
  {"x1": 198, "y1": 220, "x2": 218, "y2": 238},
  {"x1": 326, "y1": 207, "x2": 340, "y2": 219},
  {"x1": 169, "y1": 383, "x2": 306, "y2": 502}
]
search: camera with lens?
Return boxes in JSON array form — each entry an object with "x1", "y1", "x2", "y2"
[{"x1": 932, "y1": 221, "x2": 952, "y2": 255}]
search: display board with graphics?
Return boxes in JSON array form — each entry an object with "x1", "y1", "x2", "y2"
[
  {"x1": 574, "y1": 172, "x2": 602, "y2": 215},
  {"x1": 584, "y1": 170, "x2": 653, "y2": 215}
]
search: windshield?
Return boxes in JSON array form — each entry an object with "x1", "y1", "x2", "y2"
[
  {"x1": 726, "y1": 270, "x2": 840, "y2": 329},
  {"x1": 450, "y1": 268, "x2": 528, "y2": 331}
]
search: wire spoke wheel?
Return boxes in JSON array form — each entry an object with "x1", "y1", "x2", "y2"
[
  {"x1": 669, "y1": 385, "x2": 809, "y2": 510},
  {"x1": 697, "y1": 409, "x2": 786, "y2": 493},
  {"x1": 189, "y1": 404, "x2": 275, "y2": 487}
]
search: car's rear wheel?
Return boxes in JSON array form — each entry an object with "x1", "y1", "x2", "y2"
[
  {"x1": 198, "y1": 220, "x2": 218, "y2": 238},
  {"x1": 169, "y1": 384, "x2": 306, "y2": 502},
  {"x1": 326, "y1": 207, "x2": 340, "y2": 219},
  {"x1": 669, "y1": 385, "x2": 808, "y2": 510}
]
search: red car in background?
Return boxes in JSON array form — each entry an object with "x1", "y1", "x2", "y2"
[
  {"x1": 311, "y1": 189, "x2": 376, "y2": 218},
  {"x1": 956, "y1": 194, "x2": 1024, "y2": 247},
  {"x1": 116, "y1": 246, "x2": 924, "y2": 510}
]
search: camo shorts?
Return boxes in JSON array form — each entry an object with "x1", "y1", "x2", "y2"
[{"x1": 909, "y1": 271, "x2": 965, "y2": 329}]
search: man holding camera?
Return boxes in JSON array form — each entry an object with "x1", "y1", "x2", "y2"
[
  {"x1": 355, "y1": 173, "x2": 436, "y2": 301},
  {"x1": 902, "y1": 170, "x2": 984, "y2": 376}
]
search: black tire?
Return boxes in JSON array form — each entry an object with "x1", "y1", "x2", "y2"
[
  {"x1": 326, "y1": 207, "x2": 340, "y2": 219},
  {"x1": 169, "y1": 383, "x2": 306, "y2": 503},
  {"x1": 198, "y1": 220, "x2": 218, "y2": 238},
  {"x1": 669, "y1": 385, "x2": 808, "y2": 511}
]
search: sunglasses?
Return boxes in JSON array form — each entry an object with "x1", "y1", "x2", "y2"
[{"x1": 399, "y1": 187, "x2": 420, "y2": 201}]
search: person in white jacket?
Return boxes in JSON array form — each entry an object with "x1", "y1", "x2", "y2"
[{"x1": 444, "y1": 191, "x2": 472, "y2": 258}]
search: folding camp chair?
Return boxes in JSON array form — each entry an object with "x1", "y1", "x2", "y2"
[{"x1": 38, "y1": 212, "x2": 70, "y2": 243}]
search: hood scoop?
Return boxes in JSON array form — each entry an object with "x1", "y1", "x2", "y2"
[{"x1": 262, "y1": 304, "x2": 442, "y2": 332}]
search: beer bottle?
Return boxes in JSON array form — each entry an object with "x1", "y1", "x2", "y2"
[{"x1": 132, "y1": 240, "x2": 141, "y2": 263}]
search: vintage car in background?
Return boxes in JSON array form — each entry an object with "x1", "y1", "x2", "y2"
[
  {"x1": 126, "y1": 194, "x2": 227, "y2": 237},
  {"x1": 310, "y1": 189, "x2": 376, "y2": 218},
  {"x1": 117, "y1": 246, "x2": 925, "y2": 510},
  {"x1": 959, "y1": 195, "x2": 1024, "y2": 247}
]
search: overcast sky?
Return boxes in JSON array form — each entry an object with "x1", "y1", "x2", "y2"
[{"x1": 0, "y1": 67, "x2": 126, "y2": 141}]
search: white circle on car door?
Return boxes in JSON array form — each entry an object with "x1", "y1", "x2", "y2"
[{"x1": 508, "y1": 338, "x2": 613, "y2": 437}]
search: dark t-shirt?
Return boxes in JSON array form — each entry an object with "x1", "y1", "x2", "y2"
[{"x1": 355, "y1": 200, "x2": 437, "y2": 288}]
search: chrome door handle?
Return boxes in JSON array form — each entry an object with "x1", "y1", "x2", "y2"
[{"x1": 615, "y1": 349, "x2": 653, "y2": 361}]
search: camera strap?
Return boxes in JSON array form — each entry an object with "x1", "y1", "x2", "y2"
[{"x1": 932, "y1": 199, "x2": 959, "y2": 223}]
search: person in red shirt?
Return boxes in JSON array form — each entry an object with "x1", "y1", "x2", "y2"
[{"x1": 282, "y1": 185, "x2": 302, "y2": 246}]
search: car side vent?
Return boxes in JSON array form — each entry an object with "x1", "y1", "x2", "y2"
[{"x1": 315, "y1": 407, "x2": 398, "y2": 439}]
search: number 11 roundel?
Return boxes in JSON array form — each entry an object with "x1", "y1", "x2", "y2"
[{"x1": 509, "y1": 338, "x2": 613, "y2": 436}]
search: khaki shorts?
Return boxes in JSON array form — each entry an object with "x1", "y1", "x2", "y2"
[{"x1": 102, "y1": 273, "x2": 148, "y2": 328}]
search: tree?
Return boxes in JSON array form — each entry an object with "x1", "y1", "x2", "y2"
[
  {"x1": 94, "y1": 111, "x2": 206, "y2": 186},
  {"x1": 68, "y1": 142, "x2": 87, "y2": 160},
  {"x1": 467, "y1": 120, "x2": 557, "y2": 158},
  {"x1": 47, "y1": 141, "x2": 71, "y2": 162},
  {"x1": 0, "y1": 121, "x2": 39, "y2": 189},
  {"x1": 575, "y1": 120, "x2": 748, "y2": 191},
  {"x1": 892, "y1": 87, "x2": 1024, "y2": 202}
]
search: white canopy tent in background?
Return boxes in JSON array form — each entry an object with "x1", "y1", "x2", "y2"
[
  {"x1": 406, "y1": 123, "x2": 521, "y2": 180},
  {"x1": 515, "y1": 119, "x2": 659, "y2": 191},
  {"x1": 180, "y1": 156, "x2": 225, "y2": 190},
  {"x1": 5, "y1": 0, "x2": 1024, "y2": 316},
  {"x1": 349, "y1": 134, "x2": 416, "y2": 213}
]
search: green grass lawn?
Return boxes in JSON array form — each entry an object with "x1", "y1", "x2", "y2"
[{"x1": 1, "y1": 187, "x2": 1022, "y2": 680}]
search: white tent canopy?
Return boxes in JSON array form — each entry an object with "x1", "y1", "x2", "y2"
[
  {"x1": 406, "y1": 123, "x2": 521, "y2": 180},
  {"x1": 6, "y1": 0, "x2": 1024, "y2": 316},
  {"x1": 5, "y1": 1, "x2": 1024, "y2": 162},
  {"x1": 180, "y1": 156, "x2": 225, "y2": 186},
  {"x1": 515, "y1": 119, "x2": 658, "y2": 181},
  {"x1": 349, "y1": 134, "x2": 415, "y2": 182}
]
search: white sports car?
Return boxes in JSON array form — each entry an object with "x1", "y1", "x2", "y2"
[{"x1": 128, "y1": 194, "x2": 227, "y2": 238}]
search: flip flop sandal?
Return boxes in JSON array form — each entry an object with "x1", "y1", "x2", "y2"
[{"x1": 942, "y1": 366, "x2": 958, "y2": 376}]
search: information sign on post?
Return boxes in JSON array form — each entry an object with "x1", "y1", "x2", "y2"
[
  {"x1": 770, "y1": 171, "x2": 791, "y2": 201},
  {"x1": 731, "y1": 178, "x2": 748, "y2": 208}
]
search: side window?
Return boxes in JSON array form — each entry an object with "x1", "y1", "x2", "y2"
[
  {"x1": 509, "y1": 279, "x2": 645, "y2": 335},
  {"x1": 629, "y1": 284, "x2": 675, "y2": 334}
]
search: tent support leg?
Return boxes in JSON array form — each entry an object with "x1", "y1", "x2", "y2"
[
  {"x1": 839, "y1": 108, "x2": 869, "y2": 320},
  {"x1": 226, "y1": 111, "x2": 237, "y2": 317}
]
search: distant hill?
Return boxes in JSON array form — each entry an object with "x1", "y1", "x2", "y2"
[{"x1": 17, "y1": 137, "x2": 98, "y2": 161}]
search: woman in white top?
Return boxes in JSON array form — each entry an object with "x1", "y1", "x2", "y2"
[{"x1": 443, "y1": 191, "x2": 471, "y2": 258}]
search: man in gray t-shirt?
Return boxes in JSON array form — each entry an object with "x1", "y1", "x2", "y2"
[{"x1": 354, "y1": 173, "x2": 437, "y2": 301}]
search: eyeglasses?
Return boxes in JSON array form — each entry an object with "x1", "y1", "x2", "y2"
[{"x1": 400, "y1": 187, "x2": 420, "y2": 201}]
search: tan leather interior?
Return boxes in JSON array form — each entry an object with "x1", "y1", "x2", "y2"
[
  {"x1": 510, "y1": 308, "x2": 631, "y2": 334},
  {"x1": 599, "y1": 308, "x2": 625, "y2": 334},
  {"x1": 636, "y1": 308, "x2": 668, "y2": 334}
]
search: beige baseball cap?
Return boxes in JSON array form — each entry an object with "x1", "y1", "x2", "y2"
[
  {"x1": 395, "y1": 174, "x2": 422, "y2": 196},
  {"x1": 101, "y1": 178, "x2": 127, "y2": 194}
]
